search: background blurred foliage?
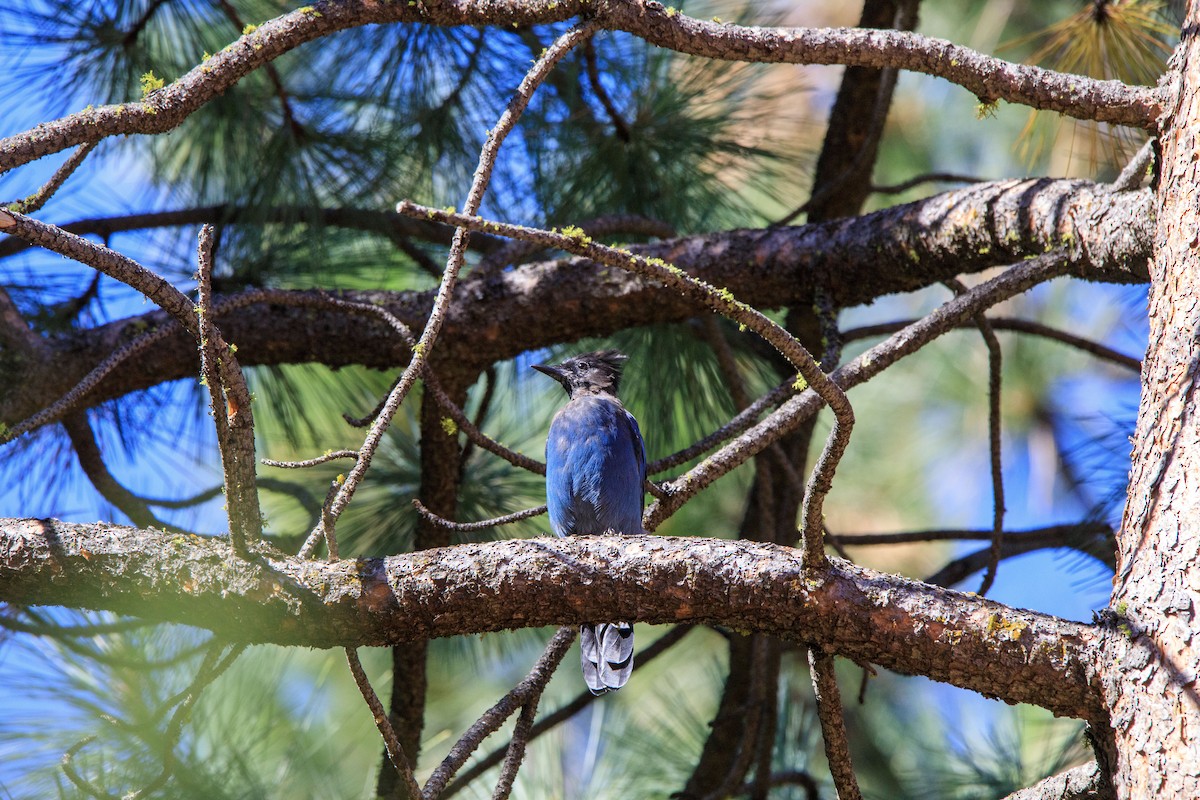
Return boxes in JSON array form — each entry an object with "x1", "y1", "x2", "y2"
[{"x1": 0, "y1": 0, "x2": 1167, "y2": 797}]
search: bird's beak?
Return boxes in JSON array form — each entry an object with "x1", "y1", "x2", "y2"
[
  {"x1": 532, "y1": 362, "x2": 572, "y2": 392},
  {"x1": 532, "y1": 363, "x2": 565, "y2": 382}
]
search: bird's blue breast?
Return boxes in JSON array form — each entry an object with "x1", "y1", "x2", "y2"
[{"x1": 545, "y1": 394, "x2": 645, "y2": 538}]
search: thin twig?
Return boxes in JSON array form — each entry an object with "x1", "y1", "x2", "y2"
[
  {"x1": 648, "y1": 381, "x2": 796, "y2": 474},
  {"x1": 702, "y1": 316, "x2": 753, "y2": 409},
  {"x1": 808, "y1": 648, "x2": 863, "y2": 800},
  {"x1": 345, "y1": 647, "x2": 423, "y2": 799},
  {"x1": 133, "y1": 484, "x2": 224, "y2": 510},
  {"x1": 216, "y1": 0, "x2": 306, "y2": 140},
  {"x1": 4, "y1": 141, "x2": 98, "y2": 214},
  {"x1": 0, "y1": 612, "x2": 152, "y2": 638},
  {"x1": 412, "y1": 499, "x2": 546, "y2": 532},
  {"x1": 460, "y1": 366, "x2": 497, "y2": 470},
  {"x1": 841, "y1": 316, "x2": 1140, "y2": 372},
  {"x1": 944, "y1": 279, "x2": 1005, "y2": 596},
  {"x1": 0, "y1": 204, "x2": 509, "y2": 261},
  {"x1": 423, "y1": 627, "x2": 577, "y2": 799},
  {"x1": 829, "y1": 521, "x2": 1113, "y2": 547},
  {"x1": 475, "y1": 213, "x2": 675, "y2": 274},
  {"x1": 490, "y1": 695, "x2": 539, "y2": 800},
  {"x1": 61, "y1": 642, "x2": 245, "y2": 799},
  {"x1": 262, "y1": 450, "x2": 360, "y2": 469},
  {"x1": 923, "y1": 524, "x2": 1114, "y2": 588},
  {"x1": 737, "y1": 770, "x2": 821, "y2": 800},
  {"x1": 775, "y1": 50, "x2": 902, "y2": 226},
  {"x1": 870, "y1": 171, "x2": 983, "y2": 195},
  {"x1": 813, "y1": 288, "x2": 842, "y2": 372},
  {"x1": 584, "y1": 39, "x2": 632, "y2": 142},
  {"x1": 0, "y1": 209, "x2": 198, "y2": 332},
  {"x1": 441, "y1": 625, "x2": 694, "y2": 798},
  {"x1": 700, "y1": 316, "x2": 803, "y2": 538}
]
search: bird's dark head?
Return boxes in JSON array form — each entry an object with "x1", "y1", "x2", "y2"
[{"x1": 533, "y1": 349, "x2": 628, "y2": 399}]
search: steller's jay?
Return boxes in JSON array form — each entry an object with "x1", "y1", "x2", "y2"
[{"x1": 533, "y1": 350, "x2": 646, "y2": 694}]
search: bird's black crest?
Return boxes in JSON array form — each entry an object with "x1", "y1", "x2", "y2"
[{"x1": 534, "y1": 349, "x2": 629, "y2": 397}]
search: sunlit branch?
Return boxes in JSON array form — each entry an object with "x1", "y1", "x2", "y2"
[
  {"x1": 0, "y1": 520, "x2": 1106, "y2": 719},
  {"x1": 0, "y1": 179, "x2": 1154, "y2": 439},
  {"x1": 999, "y1": 762, "x2": 1106, "y2": 800},
  {"x1": 262, "y1": 450, "x2": 360, "y2": 469},
  {"x1": 476, "y1": 213, "x2": 676, "y2": 274},
  {"x1": 1110, "y1": 137, "x2": 1156, "y2": 193},
  {"x1": 603, "y1": 3, "x2": 1160, "y2": 127},
  {"x1": 0, "y1": 1, "x2": 1159, "y2": 175},
  {"x1": 3, "y1": 141, "x2": 97, "y2": 214}
]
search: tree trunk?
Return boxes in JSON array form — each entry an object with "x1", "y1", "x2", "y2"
[
  {"x1": 377, "y1": 374, "x2": 472, "y2": 799},
  {"x1": 1099, "y1": 8, "x2": 1200, "y2": 795}
]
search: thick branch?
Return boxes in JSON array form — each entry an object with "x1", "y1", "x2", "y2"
[
  {"x1": 0, "y1": 518, "x2": 1103, "y2": 721},
  {"x1": 0, "y1": 0, "x2": 1159, "y2": 174},
  {"x1": 0, "y1": 180, "x2": 1152, "y2": 432}
]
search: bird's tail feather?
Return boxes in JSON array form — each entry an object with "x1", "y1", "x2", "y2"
[{"x1": 580, "y1": 622, "x2": 634, "y2": 695}]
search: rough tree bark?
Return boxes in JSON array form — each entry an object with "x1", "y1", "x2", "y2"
[{"x1": 1096, "y1": 4, "x2": 1200, "y2": 796}]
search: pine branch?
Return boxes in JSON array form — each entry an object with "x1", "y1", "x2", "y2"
[
  {"x1": 0, "y1": 180, "x2": 1152, "y2": 435},
  {"x1": 0, "y1": 518, "x2": 1106, "y2": 721},
  {"x1": 0, "y1": 0, "x2": 1160, "y2": 174}
]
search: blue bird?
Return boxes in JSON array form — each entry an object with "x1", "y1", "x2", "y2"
[{"x1": 534, "y1": 350, "x2": 646, "y2": 694}]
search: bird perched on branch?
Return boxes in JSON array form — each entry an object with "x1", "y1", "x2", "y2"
[{"x1": 533, "y1": 350, "x2": 646, "y2": 695}]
